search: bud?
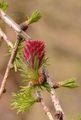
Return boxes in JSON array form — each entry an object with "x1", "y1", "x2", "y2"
[
  {"x1": 59, "y1": 78, "x2": 79, "y2": 88},
  {"x1": 27, "y1": 10, "x2": 42, "y2": 25},
  {"x1": 24, "y1": 40, "x2": 45, "y2": 70}
]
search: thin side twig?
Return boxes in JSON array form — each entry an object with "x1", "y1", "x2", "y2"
[
  {"x1": 0, "y1": 28, "x2": 13, "y2": 48},
  {"x1": 0, "y1": 37, "x2": 20, "y2": 97}
]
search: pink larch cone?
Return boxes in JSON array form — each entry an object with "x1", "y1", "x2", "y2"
[{"x1": 24, "y1": 40, "x2": 45, "y2": 70}]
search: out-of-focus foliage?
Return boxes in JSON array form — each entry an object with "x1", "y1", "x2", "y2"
[{"x1": 0, "y1": 0, "x2": 8, "y2": 11}]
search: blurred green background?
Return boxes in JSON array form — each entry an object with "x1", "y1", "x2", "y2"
[{"x1": 0, "y1": 0, "x2": 81, "y2": 120}]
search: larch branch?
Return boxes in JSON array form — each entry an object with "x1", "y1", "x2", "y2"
[{"x1": 0, "y1": 9, "x2": 66, "y2": 120}]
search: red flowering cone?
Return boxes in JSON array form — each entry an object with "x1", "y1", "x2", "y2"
[
  {"x1": 24, "y1": 40, "x2": 45, "y2": 70},
  {"x1": 24, "y1": 40, "x2": 46, "y2": 85}
]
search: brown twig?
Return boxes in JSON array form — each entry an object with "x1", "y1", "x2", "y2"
[
  {"x1": 43, "y1": 68, "x2": 65, "y2": 120},
  {"x1": 0, "y1": 28, "x2": 13, "y2": 48},
  {"x1": 0, "y1": 37, "x2": 20, "y2": 98}
]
